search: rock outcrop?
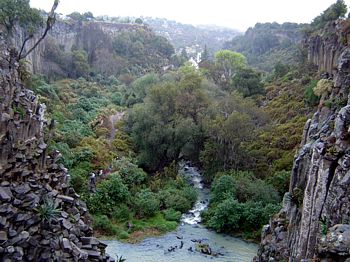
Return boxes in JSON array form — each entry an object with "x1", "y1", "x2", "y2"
[
  {"x1": 257, "y1": 20, "x2": 350, "y2": 262},
  {"x1": 0, "y1": 37, "x2": 114, "y2": 261}
]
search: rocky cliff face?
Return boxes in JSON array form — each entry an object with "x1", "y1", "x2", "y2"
[
  {"x1": 257, "y1": 20, "x2": 350, "y2": 262},
  {"x1": 0, "y1": 37, "x2": 114, "y2": 261},
  {"x1": 15, "y1": 20, "x2": 151, "y2": 75}
]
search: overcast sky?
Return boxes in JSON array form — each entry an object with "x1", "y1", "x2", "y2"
[{"x1": 30, "y1": 0, "x2": 350, "y2": 31}]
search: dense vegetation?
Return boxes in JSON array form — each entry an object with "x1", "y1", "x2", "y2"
[
  {"x1": 40, "y1": 19, "x2": 174, "y2": 80},
  {"x1": 224, "y1": 22, "x2": 303, "y2": 72},
  {"x1": 6, "y1": 0, "x2": 348, "y2": 243}
]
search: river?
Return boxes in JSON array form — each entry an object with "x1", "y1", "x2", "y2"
[{"x1": 105, "y1": 165, "x2": 258, "y2": 262}]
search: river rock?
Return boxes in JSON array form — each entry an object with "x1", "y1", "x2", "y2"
[{"x1": 195, "y1": 243, "x2": 212, "y2": 255}]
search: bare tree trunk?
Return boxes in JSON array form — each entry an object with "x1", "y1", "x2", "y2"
[{"x1": 18, "y1": 0, "x2": 59, "y2": 60}]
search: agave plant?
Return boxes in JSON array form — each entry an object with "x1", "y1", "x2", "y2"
[{"x1": 36, "y1": 196, "x2": 61, "y2": 223}]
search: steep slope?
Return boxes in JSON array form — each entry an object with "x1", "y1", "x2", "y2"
[
  {"x1": 0, "y1": 37, "x2": 114, "y2": 261},
  {"x1": 256, "y1": 19, "x2": 350, "y2": 261},
  {"x1": 17, "y1": 19, "x2": 174, "y2": 79},
  {"x1": 224, "y1": 22, "x2": 303, "y2": 72}
]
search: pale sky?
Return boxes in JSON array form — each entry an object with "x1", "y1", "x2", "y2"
[{"x1": 30, "y1": 0, "x2": 350, "y2": 31}]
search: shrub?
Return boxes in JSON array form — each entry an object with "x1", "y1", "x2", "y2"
[
  {"x1": 304, "y1": 79, "x2": 319, "y2": 105},
  {"x1": 161, "y1": 189, "x2": 192, "y2": 213},
  {"x1": 93, "y1": 215, "x2": 119, "y2": 236},
  {"x1": 133, "y1": 189, "x2": 160, "y2": 218},
  {"x1": 163, "y1": 208, "x2": 182, "y2": 221},
  {"x1": 211, "y1": 175, "x2": 236, "y2": 204},
  {"x1": 208, "y1": 197, "x2": 243, "y2": 232},
  {"x1": 313, "y1": 79, "x2": 333, "y2": 97},
  {"x1": 112, "y1": 204, "x2": 130, "y2": 222},
  {"x1": 87, "y1": 174, "x2": 130, "y2": 214}
]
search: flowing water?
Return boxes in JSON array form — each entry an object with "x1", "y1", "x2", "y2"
[{"x1": 105, "y1": 165, "x2": 258, "y2": 262}]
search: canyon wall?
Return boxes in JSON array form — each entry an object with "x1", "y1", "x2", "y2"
[
  {"x1": 257, "y1": 19, "x2": 350, "y2": 262},
  {"x1": 0, "y1": 36, "x2": 114, "y2": 261}
]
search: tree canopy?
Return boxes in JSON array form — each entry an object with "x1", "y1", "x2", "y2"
[{"x1": 0, "y1": 0, "x2": 43, "y2": 35}]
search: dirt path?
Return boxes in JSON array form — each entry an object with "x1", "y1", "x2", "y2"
[{"x1": 108, "y1": 111, "x2": 125, "y2": 144}]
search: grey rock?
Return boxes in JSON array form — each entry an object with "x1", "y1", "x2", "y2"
[
  {"x1": 0, "y1": 231, "x2": 8, "y2": 242},
  {"x1": 0, "y1": 187, "x2": 11, "y2": 201}
]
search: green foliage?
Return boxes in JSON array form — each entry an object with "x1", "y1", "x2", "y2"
[
  {"x1": 160, "y1": 188, "x2": 194, "y2": 213},
  {"x1": 113, "y1": 28, "x2": 174, "y2": 67},
  {"x1": 93, "y1": 215, "x2": 119, "y2": 235},
  {"x1": 112, "y1": 204, "x2": 130, "y2": 222},
  {"x1": 311, "y1": 0, "x2": 347, "y2": 30},
  {"x1": 211, "y1": 175, "x2": 236, "y2": 203},
  {"x1": 162, "y1": 208, "x2": 182, "y2": 221},
  {"x1": 213, "y1": 50, "x2": 247, "y2": 90},
  {"x1": 200, "y1": 93, "x2": 266, "y2": 180},
  {"x1": 266, "y1": 170, "x2": 291, "y2": 195},
  {"x1": 304, "y1": 79, "x2": 319, "y2": 105},
  {"x1": 0, "y1": 0, "x2": 43, "y2": 36},
  {"x1": 319, "y1": 217, "x2": 329, "y2": 235},
  {"x1": 133, "y1": 189, "x2": 160, "y2": 218},
  {"x1": 36, "y1": 197, "x2": 61, "y2": 223},
  {"x1": 231, "y1": 67, "x2": 265, "y2": 97},
  {"x1": 87, "y1": 173, "x2": 130, "y2": 214},
  {"x1": 72, "y1": 49, "x2": 91, "y2": 78},
  {"x1": 313, "y1": 79, "x2": 333, "y2": 97},
  {"x1": 113, "y1": 157, "x2": 147, "y2": 188},
  {"x1": 273, "y1": 62, "x2": 290, "y2": 79},
  {"x1": 224, "y1": 22, "x2": 302, "y2": 71},
  {"x1": 204, "y1": 171, "x2": 281, "y2": 238},
  {"x1": 127, "y1": 68, "x2": 208, "y2": 170}
]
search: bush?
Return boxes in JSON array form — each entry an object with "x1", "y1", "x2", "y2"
[
  {"x1": 93, "y1": 215, "x2": 119, "y2": 236},
  {"x1": 208, "y1": 197, "x2": 243, "y2": 232},
  {"x1": 134, "y1": 189, "x2": 160, "y2": 218},
  {"x1": 206, "y1": 198, "x2": 281, "y2": 233},
  {"x1": 313, "y1": 79, "x2": 333, "y2": 97},
  {"x1": 163, "y1": 208, "x2": 182, "y2": 221},
  {"x1": 87, "y1": 174, "x2": 130, "y2": 214},
  {"x1": 160, "y1": 189, "x2": 192, "y2": 213},
  {"x1": 304, "y1": 79, "x2": 319, "y2": 105},
  {"x1": 211, "y1": 175, "x2": 236, "y2": 204},
  {"x1": 205, "y1": 170, "x2": 281, "y2": 238},
  {"x1": 112, "y1": 204, "x2": 130, "y2": 222}
]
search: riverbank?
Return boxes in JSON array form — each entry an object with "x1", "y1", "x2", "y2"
[
  {"x1": 101, "y1": 165, "x2": 259, "y2": 261},
  {"x1": 94, "y1": 212, "x2": 179, "y2": 243}
]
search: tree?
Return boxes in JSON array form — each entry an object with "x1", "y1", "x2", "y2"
[
  {"x1": 311, "y1": 0, "x2": 347, "y2": 29},
  {"x1": 72, "y1": 49, "x2": 90, "y2": 78},
  {"x1": 213, "y1": 50, "x2": 247, "y2": 91},
  {"x1": 231, "y1": 67, "x2": 264, "y2": 97},
  {"x1": 135, "y1": 18, "x2": 143, "y2": 24},
  {"x1": 0, "y1": 0, "x2": 42, "y2": 36},
  {"x1": 201, "y1": 45, "x2": 210, "y2": 62},
  {"x1": 67, "y1": 12, "x2": 84, "y2": 21},
  {"x1": 181, "y1": 48, "x2": 188, "y2": 60},
  {"x1": 83, "y1": 12, "x2": 94, "y2": 20}
]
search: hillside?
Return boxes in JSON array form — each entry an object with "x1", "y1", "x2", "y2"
[
  {"x1": 224, "y1": 22, "x2": 304, "y2": 72},
  {"x1": 19, "y1": 19, "x2": 174, "y2": 79},
  {"x1": 143, "y1": 17, "x2": 240, "y2": 56}
]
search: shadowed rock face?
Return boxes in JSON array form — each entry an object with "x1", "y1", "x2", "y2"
[
  {"x1": 257, "y1": 20, "x2": 350, "y2": 262},
  {"x1": 0, "y1": 38, "x2": 114, "y2": 261}
]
